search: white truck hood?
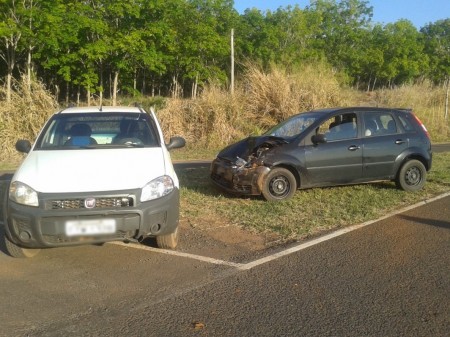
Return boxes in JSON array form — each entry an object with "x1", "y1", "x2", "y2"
[{"x1": 13, "y1": 148, "x2": 167, "y2": 193}]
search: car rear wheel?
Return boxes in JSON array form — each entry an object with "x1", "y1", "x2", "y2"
[
  {"x1": 262, "y1": 167, "x2": 297, "y2": 201},
  {"x1": 156, "y1": 227, "x2": 179, "y2": 249},
  {"x1": 396, "y1": 159, "x2": 426, "y2": 192},
  {"x1": 4, "y1": 235, "x2": 41, "y2": 258}
]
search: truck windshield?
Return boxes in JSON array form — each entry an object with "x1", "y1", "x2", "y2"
[{"x1": 35, "y1": 113, "x2": 160, "y2": 149}]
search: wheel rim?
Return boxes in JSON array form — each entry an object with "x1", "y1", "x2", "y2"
[
  {"x1": 405, "y1": 166, "x2": 422, "y2": 186},
  {"x1": 269, "y1": 175, "x2": 290, "y2": 198}
]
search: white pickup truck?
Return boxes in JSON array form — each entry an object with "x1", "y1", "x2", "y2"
[{"x1": 3, "y1": 105, "x2": 185, "y2": 257}]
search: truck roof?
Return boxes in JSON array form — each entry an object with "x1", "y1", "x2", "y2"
[{"x1": 57, "y1": 106, "x2": 143, "y2": 114}]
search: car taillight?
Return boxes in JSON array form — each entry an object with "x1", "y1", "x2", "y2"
[{"x1": 412, "y1": 113, "x2": 430, "y2": 139}]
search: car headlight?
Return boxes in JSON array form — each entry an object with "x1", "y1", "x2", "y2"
[
  {"x1": 9, "y1": 181, "x2": 39, "y2": 207},
  {"x1": 141, "y1": 175, "x2": 174, "y2": 202}
]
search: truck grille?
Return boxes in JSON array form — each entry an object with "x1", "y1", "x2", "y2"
[{"x1": 47, "y1": 196, "x2": 135, "y2": 210}]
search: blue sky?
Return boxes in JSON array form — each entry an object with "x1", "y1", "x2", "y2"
[{"x1": 234, "y1": 0, "x2": 450, "y2": 28}]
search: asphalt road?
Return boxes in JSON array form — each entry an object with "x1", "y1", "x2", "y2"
[
  {"x1": 1, "y1": 193, "x2": 449, "y2": 337},
  {"x1": 432, "y1": 143, "x2": 450, "y2": 153}
]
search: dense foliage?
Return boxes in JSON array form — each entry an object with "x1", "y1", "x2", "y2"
[{"x1": 0, "y1": 0, "x2": 449, "y2": 103}]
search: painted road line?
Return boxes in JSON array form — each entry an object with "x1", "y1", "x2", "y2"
[
  {"x1": 110, "y1": 241, "x2": 244, "y2": 268},
  {"x1": 111, "y1": 192, "x2": 450, "y2": 271},
  {"x1": 240, "y1": 191, "x2": 450, "y2": 270}
]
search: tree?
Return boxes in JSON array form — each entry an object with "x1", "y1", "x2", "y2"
[
  {"x1": 265, "y1": 5, "x2": 323, "y2": 67},
  {"x1": 381, "y1": 20, "x2": 426, "y2": 86},
  {"x1": 166, "y1": 0, "x2": 234, "y2": 97},
  {"x1": 0, "y1": 0, "x2": 24, "y2": 102},
  {"x1": 307, "y1": 0, "x2": 373, "y2": 78},
  {"x1": 235, "y1": 8, "x2": 275, "y2": 68},
  {"x1": 422, "y1": 19, "x2": 450, "y2": 119}
]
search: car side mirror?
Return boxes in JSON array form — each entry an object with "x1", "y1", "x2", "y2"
[
  {"x1": 166, "y1": 136, "x2": 186, "y2": 150},
  {"x1": 311, "y1": 134, "x2": 327, "y2": 145},
  {"x1": 16, "y1": 140, "x2": 32, "y2": 153}
]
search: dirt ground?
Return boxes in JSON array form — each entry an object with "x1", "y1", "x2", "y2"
[{"x1": 175, "y1": 216, "x2": 285, "y2": 263}]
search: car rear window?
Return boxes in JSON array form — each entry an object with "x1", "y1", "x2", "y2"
[{"x1": 397, "y1": 113, "x2": 417, "y2": 132}]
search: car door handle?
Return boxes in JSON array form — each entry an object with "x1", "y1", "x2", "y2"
[
  {"x1": 395, "y1": 139, "x2": 406, "y2": 145},
  {"x1": 348, "y1": 145, "x2": 361, "y2": 151}
]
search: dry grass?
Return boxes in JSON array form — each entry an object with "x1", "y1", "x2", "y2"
[
  {"x1": 0, "y1": 66, "x2": 449, "y2": 166},
  {"x1": 0, "y1": 77, "x2": 58, "y2": 163},
  {"x1": 241, "y1": 62, "x2": 343, "y2": 128},
  {"x1": 157, "y1": 62, "x2": 346, "y2": 150},
  {"x1": 373, "y1": 81, "x2": 450, "y2": 142},
  {"x1": 157, "y1": 84, "x2": 253, "y2": 147}
]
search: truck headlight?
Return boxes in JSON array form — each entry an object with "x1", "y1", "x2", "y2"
[
  {"x1": 141, "y1": 176, "x2": 174, "y2": 202},
  {"x1": 9, "y1": 181, "x2": 39, "y2": 207}
]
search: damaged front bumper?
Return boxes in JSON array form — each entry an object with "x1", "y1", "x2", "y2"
[{"x1": 210, "y1": 157, "x2": 270, "y2": 196}]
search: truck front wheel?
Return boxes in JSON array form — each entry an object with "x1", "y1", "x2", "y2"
[
  {"x1": 156, "y1": 227, "x2": 179, "y2": 250},
  {"x1": 4, "y1": 235, "x2": 41, "y2": 258}
]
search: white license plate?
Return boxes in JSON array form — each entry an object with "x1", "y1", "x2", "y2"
[{"x1": 65, "y1": 219, "x2": 116, "y2": 237}]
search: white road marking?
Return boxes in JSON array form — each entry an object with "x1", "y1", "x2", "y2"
[
  {"x1": 110, "y1": 241, "x2": 244, "y2": 268},
  {"x1": 110, "y1": 192, "x2": 450, "y2": 270}
]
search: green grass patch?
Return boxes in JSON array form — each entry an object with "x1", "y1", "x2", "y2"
[
  {"x1": 178, "y1": 152, "x2": 450, "y2": 241},
  {"x1": 171, "y1": 145, "x2": 221, "y2": 162}
]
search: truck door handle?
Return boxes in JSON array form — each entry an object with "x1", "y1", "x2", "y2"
[
  {"x1": 348, "y1": 145, "x2": 360, "y2": 151},
  {"x1": 395, "y1": 139, "x2": 406, "y2": 145}
]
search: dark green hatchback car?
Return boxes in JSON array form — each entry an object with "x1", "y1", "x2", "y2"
[{"x1": 210, "y1": 107, "x2": 432, "y2": 201}]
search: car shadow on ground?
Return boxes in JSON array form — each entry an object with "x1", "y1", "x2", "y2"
[{"x1": 399, "y1": 214, "x2": 450, "y2": 230}]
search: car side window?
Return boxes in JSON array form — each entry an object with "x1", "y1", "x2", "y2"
[
  {"x1": 318, "y1": 113, "x2": 357, "y2": 141},
  {"x1": 364, "y1": 112, "x2": 397, "y2": 137},
  {"x1": 397, "y1": 114, "x2": 415, "y2": 132}
]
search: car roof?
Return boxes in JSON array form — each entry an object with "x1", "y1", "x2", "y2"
[
  {"x1": 56, "y1": 106, "x2": 144, "y2": 114},
  {"x1": 308, "y1": 107, "x2": 412, "y2": 115}
]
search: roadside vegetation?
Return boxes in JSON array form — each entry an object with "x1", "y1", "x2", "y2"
[
  {"x1": 1, "y1": 1, "x2": 449, "y2": 242},
  {"x1": 1, "y1": 69, "x2": 449, "y2": 243}
]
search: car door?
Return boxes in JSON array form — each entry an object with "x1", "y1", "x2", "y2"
[
  {"x1": 361, "y1": 110, "x2": 408, "y2": 180},
  {"x1": 304, "y1": 112, "x2": 363, "y2": 186}
]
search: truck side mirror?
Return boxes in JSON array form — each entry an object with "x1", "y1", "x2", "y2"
[{"x1": 16, "y1": 140, "x2": 32, "y2": 153}]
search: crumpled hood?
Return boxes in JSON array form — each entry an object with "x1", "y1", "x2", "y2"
[
  {"x1": 218, "y1": 136, "x2": 287, "y2": 161},
  {"x1": 13, "y1": 148, "x2": 167, "y2": 193}
]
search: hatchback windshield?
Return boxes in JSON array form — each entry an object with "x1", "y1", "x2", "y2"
[
  {"x1": 264, "y1": 113, "x2": 319, "y2": 138},
  {"x1": 36, "y1": 113, "x2": 160, "y2": 149}
]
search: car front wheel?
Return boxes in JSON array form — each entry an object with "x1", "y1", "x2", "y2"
[
  {"x1": 262, "y1": 167, "x2": 297, "y2": 201},
  {"x1": 396, "y1": 159, "x2": 426, "y2": 192}
]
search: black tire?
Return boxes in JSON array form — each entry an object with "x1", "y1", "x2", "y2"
[
  {"x1": 395, "y1": 159, "x2": 426, "y2": 192},
  {"x1": 262, "y1": 167, "x2": 297, "y2": 201},
  {"x1": 4, "y1": 235, "x2": 40, "y2": 258},
  {"x1": 156, "y1": 227, "x2": 179, "y2": 250}
]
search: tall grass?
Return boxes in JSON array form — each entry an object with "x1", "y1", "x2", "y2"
[
  {"x1": 157, "y1": 85, "x2": 250, "y2": 146},
  {"x1": 0, "y1": 77, "x2": 58, "y2": 164},
  {"x1": 242, "y1": 62, "x2": 343, "y2": 126},
  {"x1": 373, "y1": 81, "x2": 450, "y2": 142},
  {"x1": 157, "y1": 63, "x2": 449, "y2": 152},
  {"x1": 157, "y1": 62, "x2": 347, "y2": 150},
  {"x1": 0, "y1": 64, "x2": 449, "y2": 166}
]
